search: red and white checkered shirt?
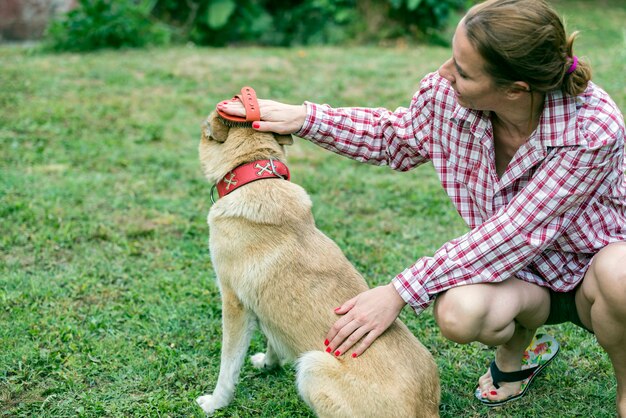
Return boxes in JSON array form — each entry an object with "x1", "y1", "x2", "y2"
[{"x1": 296, "y1": 71, "x2": 626, "y2": 315}]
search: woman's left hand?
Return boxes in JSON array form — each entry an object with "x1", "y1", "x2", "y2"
[{"x1": 325, "y1": 283, "x2": 406, "y2": 358}]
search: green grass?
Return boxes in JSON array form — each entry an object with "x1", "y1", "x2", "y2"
[{"x1": 1, "y1": 1, "x2": 624, "y2": 416}]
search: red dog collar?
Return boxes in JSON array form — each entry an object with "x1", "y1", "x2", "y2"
[{"x1": 213, "y1": 159, "x2": 290, "y2": 202}]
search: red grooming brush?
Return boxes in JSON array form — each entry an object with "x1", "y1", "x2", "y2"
[{"x1": 216, "y1": 86, "x2": 261, "y2": 127}]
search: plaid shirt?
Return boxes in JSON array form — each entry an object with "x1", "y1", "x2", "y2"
[{"x1": 296, "y1": 72, "x2": 626, "y2": 315}]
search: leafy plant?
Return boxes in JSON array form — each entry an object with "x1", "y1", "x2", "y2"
[
  {"x1": 154, "y1": 0, "x2": 464, "y2": 47},
  {"x1": 45, "y1": 0, "x2": 467, "y2": 51},
  {"x1": 206, "y1": 0, "x2": 236, "y2": 29},
  {"x1": 388, "y1": 0, "x2": 467, "y2": 34},
  {"x1": 46, "y1": 0, "x2": 171, "y2": 51}
]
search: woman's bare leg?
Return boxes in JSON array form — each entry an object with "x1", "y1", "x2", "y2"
[
  {"x1": 433, "y1": 278, "x2": 550, "y2": 402},
  {"x1": 435, "y1": 242, "x2": 626, "y2": 415},
  {"x1": 575, "y1": 242, "x2": 626, "y2": 417}
]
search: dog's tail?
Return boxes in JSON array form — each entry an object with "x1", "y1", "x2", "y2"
[{"x1": 295, "y1": 351, "x2": 356, "y2": 418}]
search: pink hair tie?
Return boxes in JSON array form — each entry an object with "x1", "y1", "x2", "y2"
[{"x1": 566, "y1": 56, "x2": 578, "y2": 74}]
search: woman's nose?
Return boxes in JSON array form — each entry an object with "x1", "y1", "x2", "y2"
[{"x1": 438, "y1": 58, "x2": 455, "y2": 83}]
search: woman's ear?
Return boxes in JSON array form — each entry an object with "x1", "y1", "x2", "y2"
[
  {"x1": 506, "y1": 81, "x2": 532, "y2": 98},
  {"x1": 202, "y1": 112, "x2": 230, "y2": 143}
]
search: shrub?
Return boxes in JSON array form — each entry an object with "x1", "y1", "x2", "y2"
[
  {"x1": 46, "y1": 0, "x2": 171, "y2": 52},
  {"x1": 156, "y1": 0, "x2": 467, "y2": 46},
  {"x1": 45, "y1": 0, "x2": 468, "y2": 51}
]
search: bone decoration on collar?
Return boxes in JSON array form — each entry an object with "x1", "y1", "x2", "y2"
[{"x1": 212, "y1": 159, "x2": 290, "y2": 202}]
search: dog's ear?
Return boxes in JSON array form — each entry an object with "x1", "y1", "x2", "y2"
[
  {"x1": 202, "y1": 111, "x2": 229, "y2": 143},
  {"x1": 274, "y1": 133, "x2": 294, "y2": 146}
]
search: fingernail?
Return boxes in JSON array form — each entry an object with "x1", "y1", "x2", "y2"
[
  {"x1": 334, "y1": 350, "x2": 341, "y2": 356},
  {"x1": 221, "y1": 101, "x2": 228, "y2": 105},
  {"x1": 324, "y1": 339, "x2": 329, "y2": 346},
  {"x1": 334, "y1": 307, "x2": 341, "y2": 312},
  {"x1": 351, "y1": 353, "x2": 358, "y2": 358},
  {"x1": 325, "y1": 347, "x2": 332, "y2": 353},
  {"x1": 252, "y1": 122, "x2": 260, "y2": 129},
  {"x1": 481, "y1": 392, "x2": 487, "y2": 398},
  {"x1": 490, "y1": 391, "x2": 497, "y2": 396}
]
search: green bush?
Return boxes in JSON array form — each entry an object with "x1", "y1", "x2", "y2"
[
  {"x1": 46, "y1": 0, "x2": 171, "y2": 52},
  {"x1": 389, "y1": 0, "x2": 468, "y2": 40},
  {"x1": 152, "y1": 0, "x2": 357, "y2": 46},
  {"x1": 45, "y1": 0, "x2": 467, "y2": 51},
  {"x1": 163, "y1": 0, "x2": 466, "y2": 46}
]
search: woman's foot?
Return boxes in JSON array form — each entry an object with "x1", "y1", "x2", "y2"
[
  {"x1": 478, "y1": 325, "x2": 534, "y2": 403},
  {"x1": 476, "y1": 332, "x2": 560, "y2": 405}
]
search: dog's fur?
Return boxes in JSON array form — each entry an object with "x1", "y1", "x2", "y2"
[{"x1": 197, "y1": 112, "x2": 440, "y2": 417}]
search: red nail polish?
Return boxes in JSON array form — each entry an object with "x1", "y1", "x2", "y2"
[
  {"x1": 252, "y1": 122, "x2": 260, "y2": 129},
  {"x1": 324, "y1": 339, "x2": 329, "y2": 346},
  {"x1": 326, "y1": 347, "x2": 332, "y2": 353},
  {"x1": 221, "y1": 101, "x2": 228, "y2": 105},
  {"x1": 490, "y1": 391, "x2": 497, "y2": 396},
  {"x1": 334, "y1": 307, "x2": 341, "y2": 312},
  {"x1": 351, "y1": 353, "x2": 358, "y2": 358},
  {"x1": 334, "y1": 350, "x2": 341, "y2": 356}
]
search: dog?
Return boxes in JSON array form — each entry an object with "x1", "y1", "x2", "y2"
[{"x1": 196, "y1": 111, "x2": 440, "y2": 417}]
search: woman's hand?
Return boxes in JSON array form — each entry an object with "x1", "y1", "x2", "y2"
[
  {"x1": 325, "y1": 283, "x2": 406, "y2": 358},
  {"x1": 216, "y1": 98, "x2": 306, "y2": 135}
]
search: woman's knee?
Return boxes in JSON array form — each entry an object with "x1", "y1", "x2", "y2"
[
  {"x1": 587, "y1": 242, "x2": 626, "y2": 312},
  {"x1": 434, "y1": 285, "x2": 491, "y2": 343},
  {"x1": 434, "y1": 279, "x2": 547, "y2": 344}
]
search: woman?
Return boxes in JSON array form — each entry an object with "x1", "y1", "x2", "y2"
[{"x1": 217, "y1": 0, "x2": 626, "y2": 413}]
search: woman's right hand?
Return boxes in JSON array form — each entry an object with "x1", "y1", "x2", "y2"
[{"x1": 217, "y1": 98, "x2": 307, "y2": 135}]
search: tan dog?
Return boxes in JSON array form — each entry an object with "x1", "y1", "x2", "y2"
[{"x1": 197, "y1": 112, "x2": 440, "y2": 417}]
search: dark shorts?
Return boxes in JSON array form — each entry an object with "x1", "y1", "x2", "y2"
[{"x1": 544, "y1": 286, "x2": 592, "y2": 333}]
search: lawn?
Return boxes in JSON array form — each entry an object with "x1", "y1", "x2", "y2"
[{"x1": 1, "y1": 0, "x2": 625, "y2": 417}]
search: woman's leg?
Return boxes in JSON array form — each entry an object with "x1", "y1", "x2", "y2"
[
  {"x1": 433, "y1": 278, "x2": 550, "y2": 402},
  {"x1": 575, "y1": 242, "x2": 626, "y2": 417}
]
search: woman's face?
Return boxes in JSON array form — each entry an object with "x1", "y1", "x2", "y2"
[{"x1": 438, "y1": 21, "x2": 505, "y2": 111}]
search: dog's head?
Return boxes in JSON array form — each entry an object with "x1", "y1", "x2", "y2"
[{"x1": 199, "y1": 111, "x2": 294, "y2": 184}]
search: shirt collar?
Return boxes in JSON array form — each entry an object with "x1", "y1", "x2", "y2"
[
  {"x1": 451, "y1": 105, "x2": 490, "y2": 137},
  {"x1": 450, "y1": 89, "x2": 580, "y2": 149},
  {"x1": 533, "y1": 89, "x2": 579, "y2": 148}
]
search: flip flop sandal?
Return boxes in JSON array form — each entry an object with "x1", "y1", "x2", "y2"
[{"x1": 474, "y1": 333, "x2": 560, "y2": 407}]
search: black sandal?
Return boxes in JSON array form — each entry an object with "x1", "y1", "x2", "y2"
[{"x1": 475, "y1": 333, "x2": 560, "y2": 406}]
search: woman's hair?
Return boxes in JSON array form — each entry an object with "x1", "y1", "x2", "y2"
[{"x1": 464, "y1": 0, "x2": 591, "y2": 96}]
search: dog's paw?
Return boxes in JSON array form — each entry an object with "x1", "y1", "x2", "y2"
[
  {"x1": 196, "y1": 394, "x2": 221, "y2": 415},
  {"x1": 251, "y1": 352, "x2": 268, "y2": 369}
]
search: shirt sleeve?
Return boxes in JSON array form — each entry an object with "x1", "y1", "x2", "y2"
[
  {"x1": 392, "y1": 130, "x2": 623, "y2": 315},
  {"x1": 295, "y1": 74, "x2": 440, "y2": 171}
]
